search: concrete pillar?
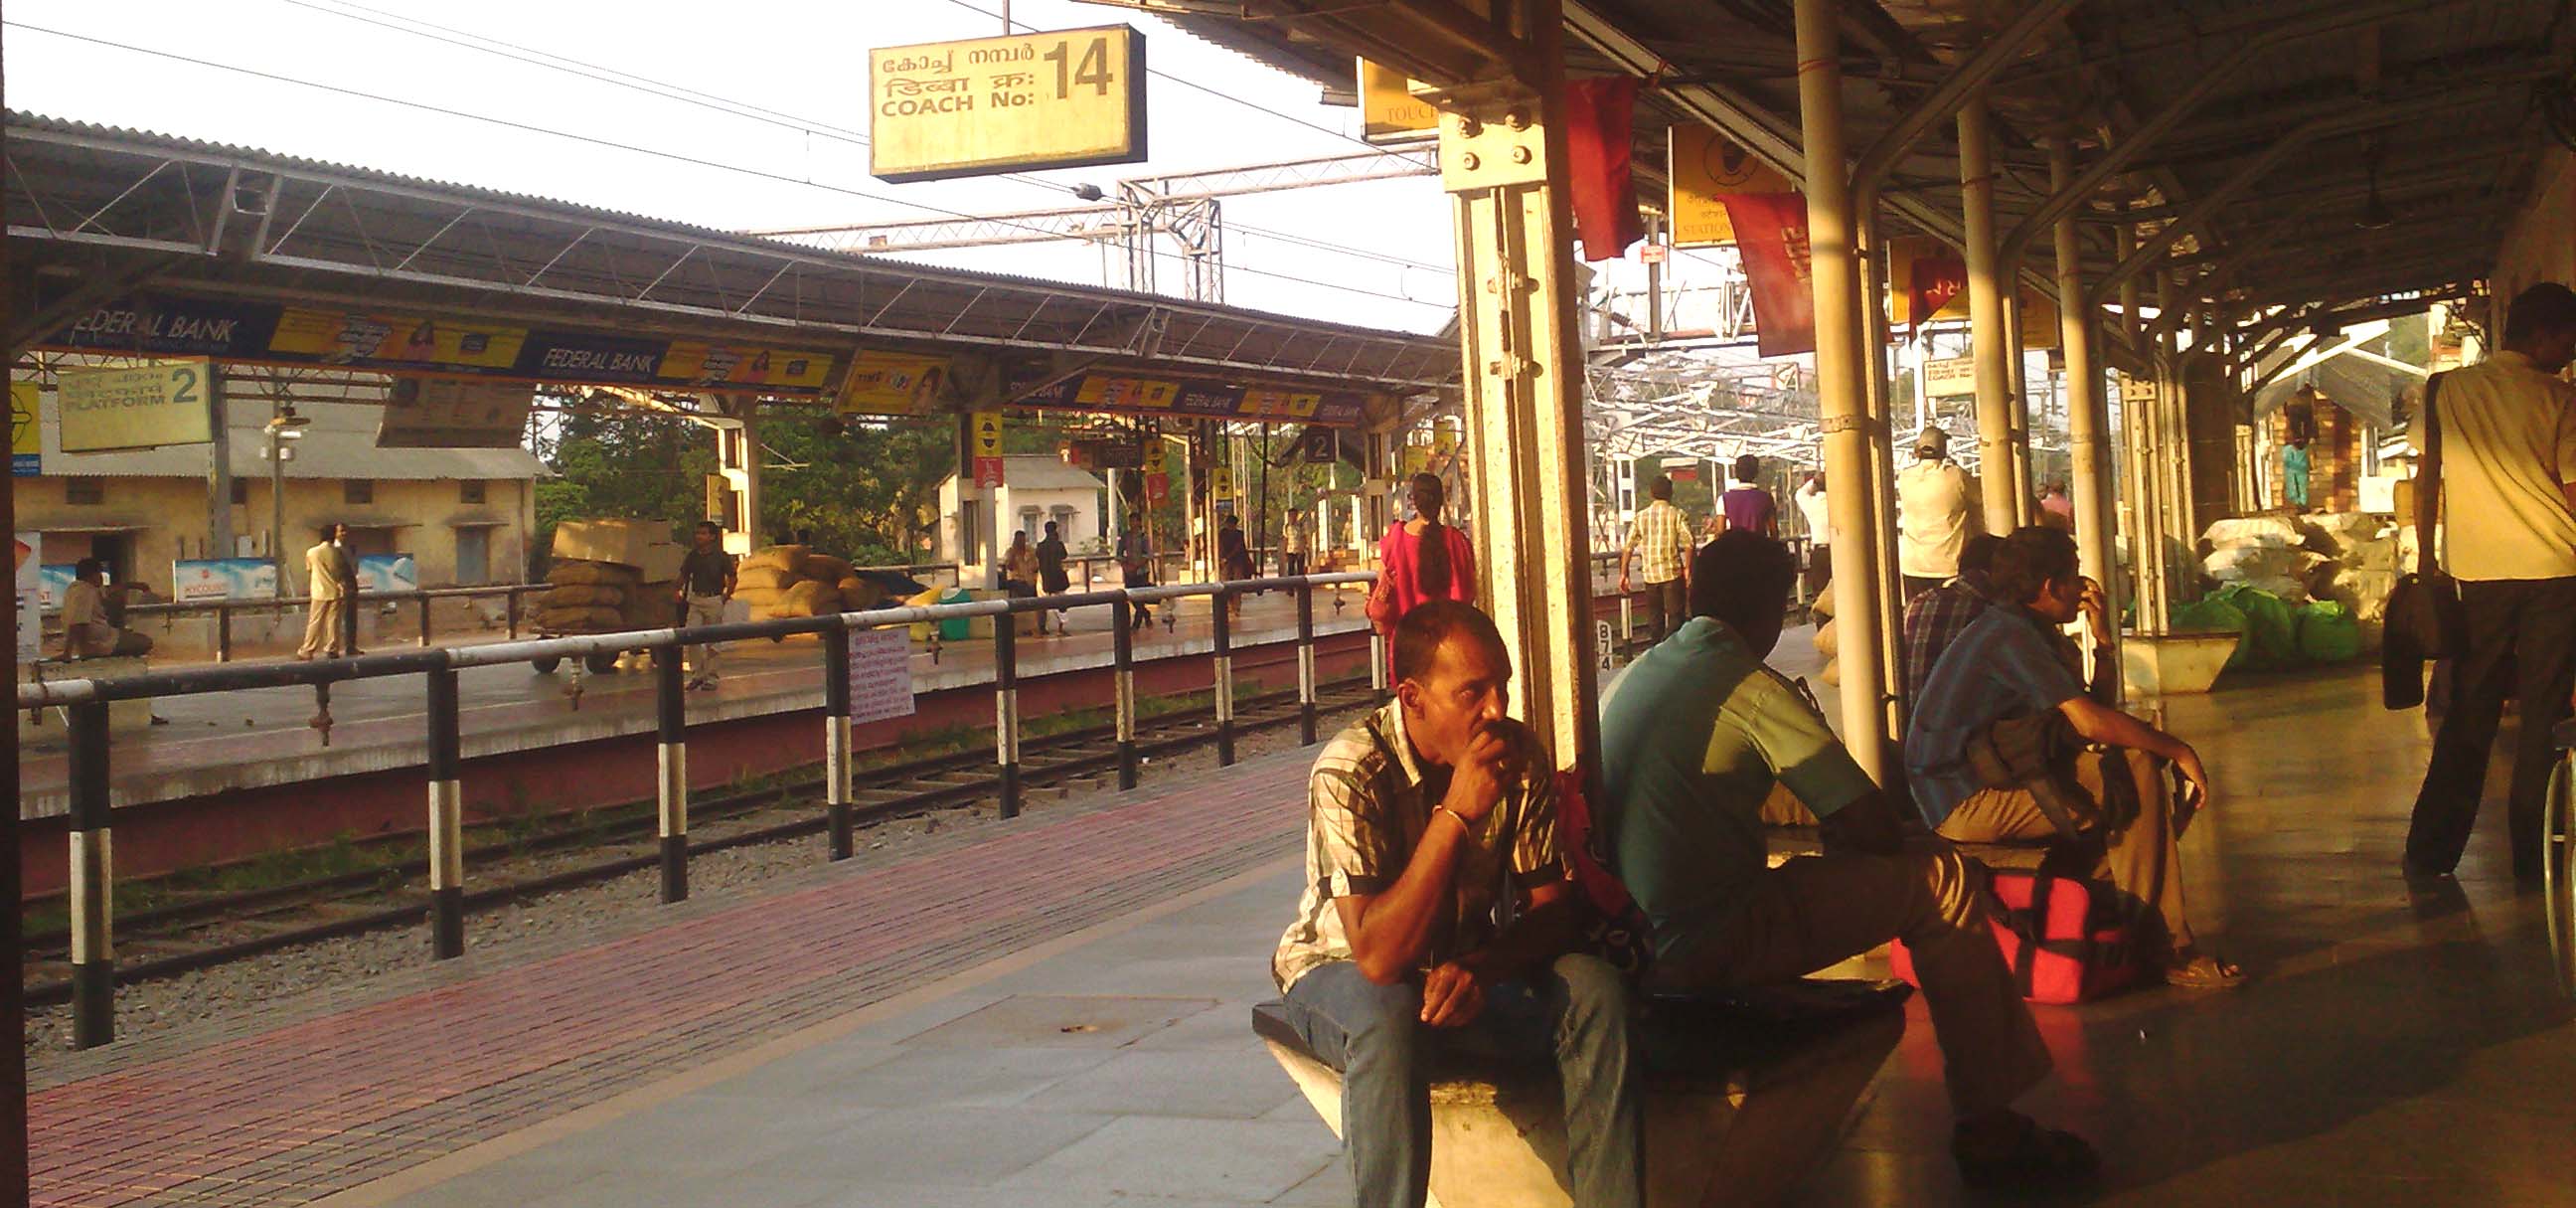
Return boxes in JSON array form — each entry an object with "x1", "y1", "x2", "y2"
[
  {"x1": 2050, "y1": 139, "x2": 2120, "y2": 686},
  {"x1": 1959, "y1": 95, "x2": 2020, "y2": 536},
  {"x1": 1796, "y1": 0, "x2": 1896, "y2": 779},
  {"x1": 1855, "y1": 214, "x2": 1908, "y2": 725}
]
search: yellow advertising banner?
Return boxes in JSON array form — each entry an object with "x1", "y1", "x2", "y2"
[
  {"x1": 1238, "y1": 387, "x2": 1321, "y2": 419},
  {"x1": 658, "y1": 343, "x2": 834, "y2": 392},
  {"x1": 1670, "y1": 124, "x2": 1797, "y2": 248},
  {"x1": 1359, "y1": 59, "x2": 1438, "y2": 141},
  {"x1": 870, "y1": 26, "x2": 1147, "y2": 182},
  {"x1": 837, "y1": 351, "x2": 952, "y2": 416},
  {"x1": 1072, "y1": 375, "x2": 1179, "y2": 411},
  {"x1": 10, "y1": 382, "x2": 40, "y2": 475},
  {"x1": 57, "y1": 360, "x2": 215, "y2": 452},
  {"x1": 269, "y1": 308, "x2": 527, "y2": 369}
]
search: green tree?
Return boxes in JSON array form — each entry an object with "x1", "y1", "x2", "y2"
[{"x1": 760, "y1": 413, "x2": 957, "y2": 565}]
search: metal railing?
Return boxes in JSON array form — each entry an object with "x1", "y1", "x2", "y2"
[{"x1": 21, "y1": 571, "x2": 1378, "y2": 1050}]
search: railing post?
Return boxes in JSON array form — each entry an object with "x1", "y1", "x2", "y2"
[
  {"x1": 425, "y1": 665, "x2": 465, "y2": 959},
  {"x1": 506, "y1": 589, "x2": 522, "y2": 639},
  {"x1": 417, "y1": 591, "x2": 433, "y2": 648},
  {"x1": 343, "y1": 593, "x2": 360, "y2": 656},
  {"x1": 1213, "y1": 588, "x2": 1235, "y2": 767},
  {"x1": 655, "y1": 643, "x2": 689, "y2": 903},
  {"x1": 823, "y1": 625, "x2": 855, "y2": 860},
  {"x1": 1297, "y1": 579, "x2": 1318, "y2": 746},
  {"x1": 995, "y1": 602, "x2": 1022, "y2": 818},
  {"x1": 68, "y1": 701, "x2": 113, "y2": 1049},
  {"x1": 1368, "y1": 628, "x2": 1388, "y2": 704},
  {"x1": 215, "y1": 603, "x2": 233, "y2": 664},
  {"x1": 1113, "y1": 597, "x2": 1139, "y2": 790}
]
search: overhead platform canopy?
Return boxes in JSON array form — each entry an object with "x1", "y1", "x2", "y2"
[
  {"x1": 3, "y1": 111, "x2": 1457, "y2": 428},
  {"x1": 1125, "y1": 0, "x2": 2564, "y2": 341}
]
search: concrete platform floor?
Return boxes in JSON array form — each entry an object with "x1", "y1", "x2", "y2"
[{"x1": 349, "y1": 661, "x2": 2572, "y2": 1208}]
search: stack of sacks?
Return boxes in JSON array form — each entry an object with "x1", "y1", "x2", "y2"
[
  {"x1": 539, "y1": 560, "x2": 637, "y2": 632},
  {"x1": 732, "y1": 545, "x2": 809, "y2": 619},
  {"x1": 2298, "y1": 511, "x2": 2399, "y2": 639},
  {"x1": 730, "y1": 547, "x2": 887, "y2": 619},
  {"x1": 1811, "y1": 585, "x2": 1841, "y2": 687},
  {"x1": 2199, "y1": 515, "x2": 2322, "y2": 604}
]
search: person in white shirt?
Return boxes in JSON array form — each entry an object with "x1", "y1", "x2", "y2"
[
  {"x1": 2403, "y1": 282, "x2": 2576, "y2": 884},
  {"x1": 1897, "y1": 429, "x2": 1983, "y2": 600},
  {"x1": 1794, "y1": 473, "x2": 1834, "y2": 596}
]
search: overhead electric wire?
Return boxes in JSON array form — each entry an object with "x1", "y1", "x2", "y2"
[
  {"x1": 280, "y1": 0, "x2": 1457, "y2": 281},
  {"x1": 4, "y1": 20, "x2": 1450, "y2": 313}
]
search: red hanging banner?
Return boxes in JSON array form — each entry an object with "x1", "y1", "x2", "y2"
[
  {"x1": 1720, "y1": 192, "x2": 1817, "y2": 358},
  {"x1": 1563, "y1": 77, "x2": 1645, "y2": 262}
]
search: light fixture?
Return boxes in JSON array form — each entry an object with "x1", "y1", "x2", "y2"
[
  {"x1": 265, "y1": 405, "x2": 311, "y2": 435},
  {"x1": 1070, "y1": 183, "x2": 1106, "y2": 203}
]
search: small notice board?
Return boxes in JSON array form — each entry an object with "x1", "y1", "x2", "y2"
[{"x1": 847, "y1": 627, "x2": 917, "y2": 724}]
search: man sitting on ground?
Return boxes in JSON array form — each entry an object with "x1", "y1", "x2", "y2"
[
  {"x1": 60, "y1": 559, "x2": 153, "y2": 660},
  {"x1": 1902, "y1": 533, "x2": 2005, "y2": 701},
  {"x1": 1598, "y1": 532, "x2": 2094, "y2": 1190},
  {"x1": 1275, "y1": 600, "x2": 1644, "y2": 1208},
  {"x1": 1908, "y1": 526, "x2": 2242, "y2": 988}
]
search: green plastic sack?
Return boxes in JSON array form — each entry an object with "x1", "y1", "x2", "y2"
[
  {"x1": 2171, "y1": 597, "x2": 2250, "y2": 668},
  {"x1": 2296, "y1": 601, "x2": 2362, "y2": 664},
  {"x1": 2211, "y1": 585, "x2": 2296, "y2": 670}
]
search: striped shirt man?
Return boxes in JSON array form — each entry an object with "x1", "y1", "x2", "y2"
[{"x1": 1625, "y1": 499, "x2": 1692, "y2": 586}]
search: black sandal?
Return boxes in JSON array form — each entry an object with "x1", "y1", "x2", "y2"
[{"x1": 1954, "y1": 1113, "x2": 2101, "y2": 1190}]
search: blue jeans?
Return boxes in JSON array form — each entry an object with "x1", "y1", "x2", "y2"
[{"x1": 1282, "y1": 954, "x2": 1644, "y2": 1208}]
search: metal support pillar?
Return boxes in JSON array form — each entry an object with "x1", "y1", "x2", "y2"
[
  {"x1": 996, "y1": 604, "x2": 1022, "y2": 816},
  {"x1": 655, "y1": 646, "x2": 689, "y2": 903},
  {"x1": 1296, "y1": 580, "x2": 1318, "y2": 746},
  {"x1": 1796, "y1": 0, "x2": 1896, "y2": 779},
  {"x1": 822, "y1": 626, "x2": 855, "y2": 860},
  {"x1": 1212, "y1": 590, "x2": 1236, "y2": 766},
  {"x1": 206, "y1": 371, "x2": 234, "y2": 559},
  {"x1": 1435, "y1": 6, "x2": 1606, "y2": 772},
  {"x1": 1960, "y1": 95, "x2": 2019, "y2": 535},
  {"x1": 1856, "y1": 214, "x2": 1907, "y2": 724},
  {"x1": 426, "y1": 666, "x2": 464, "y2": 959},
  {"x1": 1113, "y1": 598, "x2": 1139, "y2": 789},
  {"x1": 2050, "y1": 139, "x2": 2120, "y2": 695},
  {"x1": 68, "y1": 702, "x2": 112, "y2": 1049}
]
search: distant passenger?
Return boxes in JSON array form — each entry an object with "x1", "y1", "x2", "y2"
[
  {"x1": 1274, "y1": 601, "x2": 1643, "y2": 1208},
  {"x1": 1035, "y1": 521, "x2": 1071, "y2": 635},
  {"x1": 1367, "y1": 473, "x2": 1476, "y2": 647},
  {"x1": 1897, "y1": 429, "x2": 1982, "y2": 600},
  {"x1": 1598, "y1": 532, "x2": 2094, "y2": 1189},
  {"x1": 1279, "y1": 506, "x2": 1311, "y2": 580},
  {"x1": 1795, "y1": 472, "x2": 1834, "y2": 596},
  {"x1": 60, "y1": 559, "x2": 153, "y2": 660},
  {"x1": 2401, "y1": 282, "x2": 2576, "y2": 883},
  {"x1": 297, "y1": 523, "x2": 358, "y2": 660},
  {"x1": 674, "y1": 521, "x2": 735, "y2": 691},
  {"x1": 1907, "y1": 527, "x2": 2240, "y2": 988},
  {"x1": 1713, "y1": 453, "x2": 1778, "y2": 538},
  {"x1": 2037, "y1": 481, "x2": 2075, "y2": 532},
  {"x1": 1617, "y1": 474, "x2": 1690, "y2": 643},
  {"x1": 1218, "y1": 513, "x2": 1253, "y2": 620},
  {"x1": 1902, "y1": 533, "x2": 2006, "y2": 701},
  {"x1": 1117, "y1": 513, "x2": 1155, "y2": 633}
]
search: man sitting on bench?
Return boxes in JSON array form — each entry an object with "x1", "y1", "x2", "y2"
[
  {"x1": 1597, "y1": 532, "x2": 2095, "y2": 1190},
  {"x1": 1273, "y1": 600, "x2": 1644, "y2": 1208},
  {"x1": 1908, "y1": 526, "x2": 2241, "y2": 988}
]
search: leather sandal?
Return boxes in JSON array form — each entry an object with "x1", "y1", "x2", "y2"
[
  {"x1": 2163, "y1": 949, "x2": 2246, "y2": 989},
  {"x1": 1953, "y1": 1113, "x2": 2101, "y2": 1190}
]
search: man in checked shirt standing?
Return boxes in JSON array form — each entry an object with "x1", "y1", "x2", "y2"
[
  {"x1": 1273, "y1": 601, "x2": 1643, "y2": 1208},
  {"x1": 1617, "y1": 473, "x2": 1693, "y2": 643}
]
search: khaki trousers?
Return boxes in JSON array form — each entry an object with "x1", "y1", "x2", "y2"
[
  {"x1": 298, "y1": 599, "x2": 348, "y2": 658},
  {"x1": 1648, "y1": 843, "x2": 2053, "y2": 1118},
  {"x1": 1937, "y1": 746, "x2": 2195, "y2": 951},
  {"x1": 682, "y1": 595, "x2": 725, "y2": 681}
]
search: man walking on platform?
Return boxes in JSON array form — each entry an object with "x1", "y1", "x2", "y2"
[
  {"x1": 1118, "y1": 513, "x2": 1155, "y2": 633},
  {"x1": 675, "y1": 521, "x2": 735, "y2": 691},
  {"x1": 297, "y1": 523, "x2": 357, "y2": 660},
  {"x1": 1617, "y1": 474, "x2": 1691, "y2": 642},
  {"x1": 2403, "y1": 282, "x2": 2576, "y2": 884},
  {"x1": 1036, "y1": 520, "x2": 1071, "y2": 635},
  {"x1": 1275, "y1": 601, "x2": 1644, "y2": 1208}
]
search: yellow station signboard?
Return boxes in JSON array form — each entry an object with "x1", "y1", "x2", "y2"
[{"x1": 870, "y1": 26, "x2": 1147, "y2": 182}]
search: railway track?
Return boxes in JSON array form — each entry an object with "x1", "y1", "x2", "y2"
[{"x1": 22, "y1": 677, "x2": 1378, "y2": 1005}]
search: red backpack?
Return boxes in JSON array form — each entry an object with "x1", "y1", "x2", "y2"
[
  {"x1": 1553, "y1": 768, "x2": 1654, "y2": 979},
  {"x1": 1892, "y1": 869, "x2": 2145, "y2": 1004}
]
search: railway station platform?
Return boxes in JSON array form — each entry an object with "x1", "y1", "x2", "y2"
[{"x1": 27, "y1": 658, "x2": 2575, "y2": 1207}]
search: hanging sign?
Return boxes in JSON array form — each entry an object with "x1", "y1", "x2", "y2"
[
  {"x1": 1719, "y1": 193, "x2": 1818, "y2": 358},
  {"x1": 57, "y1": 359, "x2": 215, "y2": 452},
  {"x1": 1142, "y1": 436, "x2": 1170, "y2": 503},
  {"x1": 11, "y1": 382, "x2": 41, "y2": 475},
  {"x1": 838, "y1": 351, "x2": 952, "y2": 416},
  {"x1": 1670, "y1": 124, "x2": 1797, "y2": 248},
  {"x1": 971, "y1": 411, "x2": 1006, "y2": 487},
  {"x1": 1359, "y1": 59, "x2": 1437, "y2": 142},
  {"x1": 377, "y1": 378, "x2": 535, "y2": 448},
  {"x1": 1924, "y1": 357, "x2": 1978, "y2": 399},
  {"x1": 1016, "y1": 370, "x2": 1371, "y2": 427},
  {"x1": 1209, "y1": 463, "x2": 1232, "y2": 499},
  {"x1": 869, "y1": 26, "x2": 1148, "y2": 182}
]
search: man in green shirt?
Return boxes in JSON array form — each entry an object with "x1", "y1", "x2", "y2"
[{"x1": 1596, "y1": 531, "x2": 2090, "y2": 1190}]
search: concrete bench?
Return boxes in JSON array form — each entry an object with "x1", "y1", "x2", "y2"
[{"x1": 1254, "y1": 978, "x2": 1911, "y2": 1208}]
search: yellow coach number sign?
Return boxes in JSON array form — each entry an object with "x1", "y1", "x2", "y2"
[{"x1": 870, "y1": 26, "x2": 1148, "y2": 183}]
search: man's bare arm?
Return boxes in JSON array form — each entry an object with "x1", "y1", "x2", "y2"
[{"x1": 2059, "y1": 695, "x2": 2212, "y2": 806}]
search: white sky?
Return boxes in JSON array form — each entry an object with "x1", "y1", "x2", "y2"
[{"x1": 1, "y1": 0, "x2": 1509, "y2": 333}]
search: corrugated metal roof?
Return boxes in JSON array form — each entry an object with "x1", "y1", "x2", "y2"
[{"x1": 32, "y1": 396, "x2": 544, "y2": 480}]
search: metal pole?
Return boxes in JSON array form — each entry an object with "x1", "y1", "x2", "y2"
[
  {"x1": 655, "y1": 644, "x2": 688, "y2": 903},
  {"x1": 1960, "y1": 94, "x2": 2020, "y2": 535},
  {"x1": 416, "y1": 590, "x2": 432, "y2": 648},
  {"x1": 206, "y1": 371, "x2": 235, "y2": 559},
  {"x1": 1113, "y1": 597, "x2": 1139, "y2": 789},
  {"x1": 1796, "y1": 0, "x2": 1895, "y2": 781},
  {"x1": 1212, "y1": 588, "x2": 1236, "y2": 767},
  {"x1": 822, "y1": 625, "x2": 855, "y2": 860},
  {"x1": 215, "y1": 603, "x2": 232, "y2": 664},
  {"x1": 268, "y1": 421, "x2": 287, "y2": 593},
  {"x1": 1857, "y1": 212, "x2": 1908, "y2": 727},
  {"x1": 2051, "y1": 137, "x2": 2121, "y2": 698},
  {"x1": 68, "y1": 702, "x2": 113, "y2": 1049},
  {"x1": 996, "y1": 602, "x2": 1022, "y2": 817},
  {"x1": 1296, "y1": 579, "x2": 1318, "y2": 746},
  {"x1": 425, "y1": 666, "x2": 464, "y2": 959}
]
